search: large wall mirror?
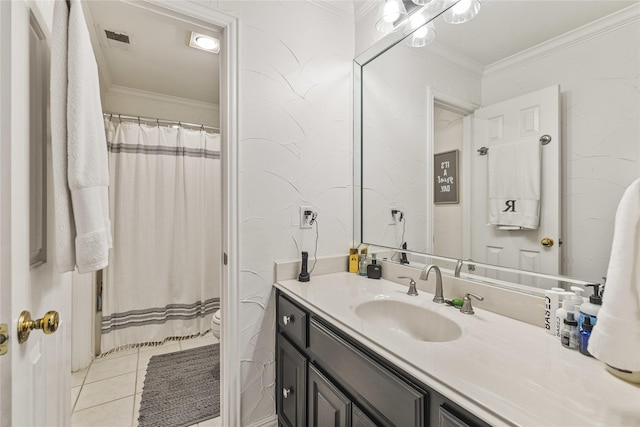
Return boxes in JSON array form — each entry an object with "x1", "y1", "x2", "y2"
[{"x1": 356, "y1": 0, "x2": 639, "y2": 291}]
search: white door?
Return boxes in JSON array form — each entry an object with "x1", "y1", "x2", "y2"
[
  {"x1": 0, "y1": 1, "x2": 71, "y2": 426},
  {"x1": 470, "y1": 85, "x2": 561, "y2": 287}
]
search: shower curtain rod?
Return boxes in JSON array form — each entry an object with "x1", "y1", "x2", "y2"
[{"x1": 103, "y1": 113, "x2": 220, "y2": 132}]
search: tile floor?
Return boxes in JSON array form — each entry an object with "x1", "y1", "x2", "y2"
[{"x1": 71, "y1": 332, "x2": 221, "y2": 427}]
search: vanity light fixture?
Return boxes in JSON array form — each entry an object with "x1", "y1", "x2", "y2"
[
  {"x1": 188, "y1": 31, "x2": 220, "y2": 54},
  {"x1": 443, "y1": 0, "x2": 481, "y2": 24},
  {"x1": 406, "y1": 17, "x2": 436, "y2": 47},
  {"x1": 375, "y1": 0, "x2": 409, "y2": 33}
]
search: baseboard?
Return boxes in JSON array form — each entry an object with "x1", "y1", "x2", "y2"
[{"x1": 244, "y1": 414, "x2": 278, "y2": 427}]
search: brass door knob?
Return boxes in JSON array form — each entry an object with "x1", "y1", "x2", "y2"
[
  {"x1": 541, "y1": 237, "x2": 554, "y2": 247},
  {"x1": 17, "y1": 310, "x2": 59, "y2": 344}
]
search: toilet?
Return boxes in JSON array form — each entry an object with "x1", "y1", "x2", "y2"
[{"x1": 211, "y1": 309, "x2": 221, "y2": 339}]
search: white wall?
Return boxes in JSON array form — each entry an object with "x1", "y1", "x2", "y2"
[
  {"x1": 482, "y1": 8, "x2": 640, "y2": 282},
  {"x1": 434, "y1": 107, "x2": 464, "y2": 258},
  {"x1": 361, "y1": 41, "x2": 482, "y2": 254},
  {"x1": 103, "y1": 85, "x2": 220, "y2": 128},
  {"x1": 214, "y1": 2, "x2": 354, "y2": 424}
]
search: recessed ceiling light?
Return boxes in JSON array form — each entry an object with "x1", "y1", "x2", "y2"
[{"x1": 188, "y1": 31, "x2": 220, "y2": 54}]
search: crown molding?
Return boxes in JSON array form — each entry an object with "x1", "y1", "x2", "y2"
[
  {"x1": 106, "y1": 85, "x2": 219, "y2": 112},
  {"x1": 354, "y1": 1, "x2": 378, "y2": 22},
  {"x1": 307, "y1": 0, "x2": 355, "y2": 21},
  {"x1": 417, "y1": 41, "x2": 485, "y2": 80},
  {"x1": 484, "y1": 4, "x2": 640, "y2": 77}
]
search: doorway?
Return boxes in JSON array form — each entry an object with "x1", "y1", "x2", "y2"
[{"x1": 69, "y1": 1, "x2": 239, "y2": 425}]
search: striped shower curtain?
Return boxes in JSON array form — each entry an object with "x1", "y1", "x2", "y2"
[{"x1": 101, "y1": 121, "x2": 221, "y2": 353}]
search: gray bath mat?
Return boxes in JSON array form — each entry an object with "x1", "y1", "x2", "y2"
[{"x1": 138, "y1": 344, "x2": 220, "y2": 427}]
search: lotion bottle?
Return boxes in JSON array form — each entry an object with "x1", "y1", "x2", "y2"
[
  {"x1": 544, "y1": 287, "x2": 566, "y2": 335},
  {"x1": 554, "y1": 292, "x2": 574, "y2": 339},
  {"x1": 561, "y1": 311, "x2": 579, "y2": 350}
]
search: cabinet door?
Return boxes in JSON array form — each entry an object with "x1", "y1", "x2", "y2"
[
  {"x1": 308, "y1": 364, "x2": 351, "y2": 427},
  {"x1": 439, "y1": 406, "x2": 472, "y2": 427},
  {"x1": 352, "y1": 405, "x2": 377, "y2": 427},
  {"x1": 277, "y1": 336, "x2": 307, "y2": 427}
]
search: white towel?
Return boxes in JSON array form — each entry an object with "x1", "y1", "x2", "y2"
[
  {"x1": 51, "y1": 1, "x2": 76, "y2": 273},
  {"x1": 488, "y1": 139, "x2": 541, "y2": 230},
  {"x1": 589, "y1": 178, "x2": 640, "y2": 372},
  {"x1": 51, "y1": 0, "x2": 111, "y2": 274}
]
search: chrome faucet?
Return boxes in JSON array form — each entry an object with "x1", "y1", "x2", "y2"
[
  {"x1": 420, "y1": 265, "x2": 444, "y2": 303},
  {"x1": 454, "y1": 258, "x2": 473, "y2": 277},
  {"x1": 398, "y1": 276, "x2": 418, "y2": 296},
  {"x1": 460, "y1": 293, "x2": 484, "y2": 315},
  {"x1": 454, "y1": 259, "x2": 464, "y2": 277}
]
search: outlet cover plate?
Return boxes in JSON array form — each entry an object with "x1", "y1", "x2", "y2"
[{"x1": 300, "y1": 206, "x2": 313, "y2": 229}]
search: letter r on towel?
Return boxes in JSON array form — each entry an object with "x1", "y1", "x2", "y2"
[{"x1": 503, "y1": 200, "x2": 516, "y2": 212}]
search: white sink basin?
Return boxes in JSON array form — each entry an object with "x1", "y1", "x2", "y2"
[{"x1": 354, "y1": 300, "x2": 462, "y2": 342}]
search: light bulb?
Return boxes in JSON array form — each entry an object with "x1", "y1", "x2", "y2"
[
  {"x1": 414, "y1": 26, "x2": 428, "y2": 39},
  {"x1": 195, "y1": 36, "x2": 218, "y2": 51},
  {"x1": 383, "y1": 1, "x2": 401, "y2": 23},
  {"x1": 451, "y1": 0, "x2": 472, "y2": 14}
]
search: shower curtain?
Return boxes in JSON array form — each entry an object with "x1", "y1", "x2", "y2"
[{"x1": 101, "y1": 120, "x2": 221, "y2": 352}]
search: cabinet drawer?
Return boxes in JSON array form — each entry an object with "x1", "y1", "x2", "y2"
[
  {"x1": 278, "y1": 294, "x2": 308, "y2": 348},
  {"x1": 309, "y1": 319, "x2": 425, "y2": 427}
]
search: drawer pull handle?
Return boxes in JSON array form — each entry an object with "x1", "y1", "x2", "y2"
[
  {"x1": 283, "y1": 387, "x2": 293, "y2": 398},
  {"x1": 283, "y1": 315, "x2": 293, "y2": 325}
]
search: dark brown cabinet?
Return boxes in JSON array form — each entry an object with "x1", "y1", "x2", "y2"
[
  {"x1": 276, "y1": 290, "x2": 489, "y2": 427},
  {"x1": 277, "y1": 336, "x2": 306, "y2": 427},
  {"x1": 308, "y1": 364, "x2": 351, "y2": 427}
]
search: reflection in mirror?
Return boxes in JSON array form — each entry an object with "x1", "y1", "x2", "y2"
[{"x1": 359, "y1": 1, "x2": 640, "y2": 289}]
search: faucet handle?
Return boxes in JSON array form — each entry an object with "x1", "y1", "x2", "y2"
[
  {"x1": 460, "y1": 293, "x2": 484, "y2": 315},
  {"x1": 397, "y1": 276, "x2": 418, "y2": 296}
]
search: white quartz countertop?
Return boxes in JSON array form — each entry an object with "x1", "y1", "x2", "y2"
[{"x1": 275, "y1": 272, "x2": 640, "y2": 427}]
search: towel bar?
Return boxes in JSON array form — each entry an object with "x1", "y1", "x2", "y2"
[{"x1": 477, "y1": 134, "x2": 552, "y2": 155}]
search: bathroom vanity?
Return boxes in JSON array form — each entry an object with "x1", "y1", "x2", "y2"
[{"x1": 274, "y1": 272, "x2": 640, "y2": 427}]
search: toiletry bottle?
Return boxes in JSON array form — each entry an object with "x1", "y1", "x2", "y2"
[
  {"x1": 367, "y1": 253, "x2": 382, "y2": 279},
  {"x1": 554, "y1": 292, "x2": 574, "y2": 339},
  {"x1": 561, "y1": 312, "x2": 579, "y2": 350},
  {"x1": 349, "y1": 248, "x2": 359, "y2": 273},
  {"x1": 579, "y1": 316, "x2": 593, "y2": 357},
  {"x1": 544, "y1": 287, "x2": 566, "y2": 335},
  {"x1": 579, "y1": 283, "x2": 603, "y2": 331},
  {"x1": 569, "y1": 286, "x2": 585, "y2": 314},
  {"x1": 358, "y1": 254, "x2": 367, "y2": 276}
]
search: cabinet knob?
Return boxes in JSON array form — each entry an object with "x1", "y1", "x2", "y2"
[
  {"x1": 282, "y1": 315, "x2": 293, "y2": 325},
  {"x1": 282, "y1": 387, "x2": 293, "y2": 398}
]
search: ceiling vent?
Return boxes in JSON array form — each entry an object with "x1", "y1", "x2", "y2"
[{"x1": 105, "y1": 30, "x2": 130, "y2": 44}]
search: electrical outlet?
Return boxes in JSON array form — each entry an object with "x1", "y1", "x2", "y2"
[
  {"x1": 389, "y1": 206, "x2": 399, "y2": 225},
  {"x1": 300, "y1": 206, "x2": 313, "y2": 229}
]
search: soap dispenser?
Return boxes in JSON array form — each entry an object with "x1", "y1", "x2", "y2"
[
  {"x1": 579, "y1": 283, "x2": 603, "y2": 331},
  {"x1": 367, "y1": 253, "x2": 382, "y2": 279}
]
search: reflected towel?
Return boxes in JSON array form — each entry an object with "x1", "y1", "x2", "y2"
[
  {"x1": 589, "y1": 178, "x2": 640, "y2": 371},
  {"x1": 488, "y1": 139, "x2": 541, "y2": 230}
]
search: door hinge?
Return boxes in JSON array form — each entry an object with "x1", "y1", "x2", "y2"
[
  {"x1": 223, "y1": 253, "x2": 228, "y2": 266},
  {"x1": 0, "y1": 324, "x2": 8, "y2": 356}
]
